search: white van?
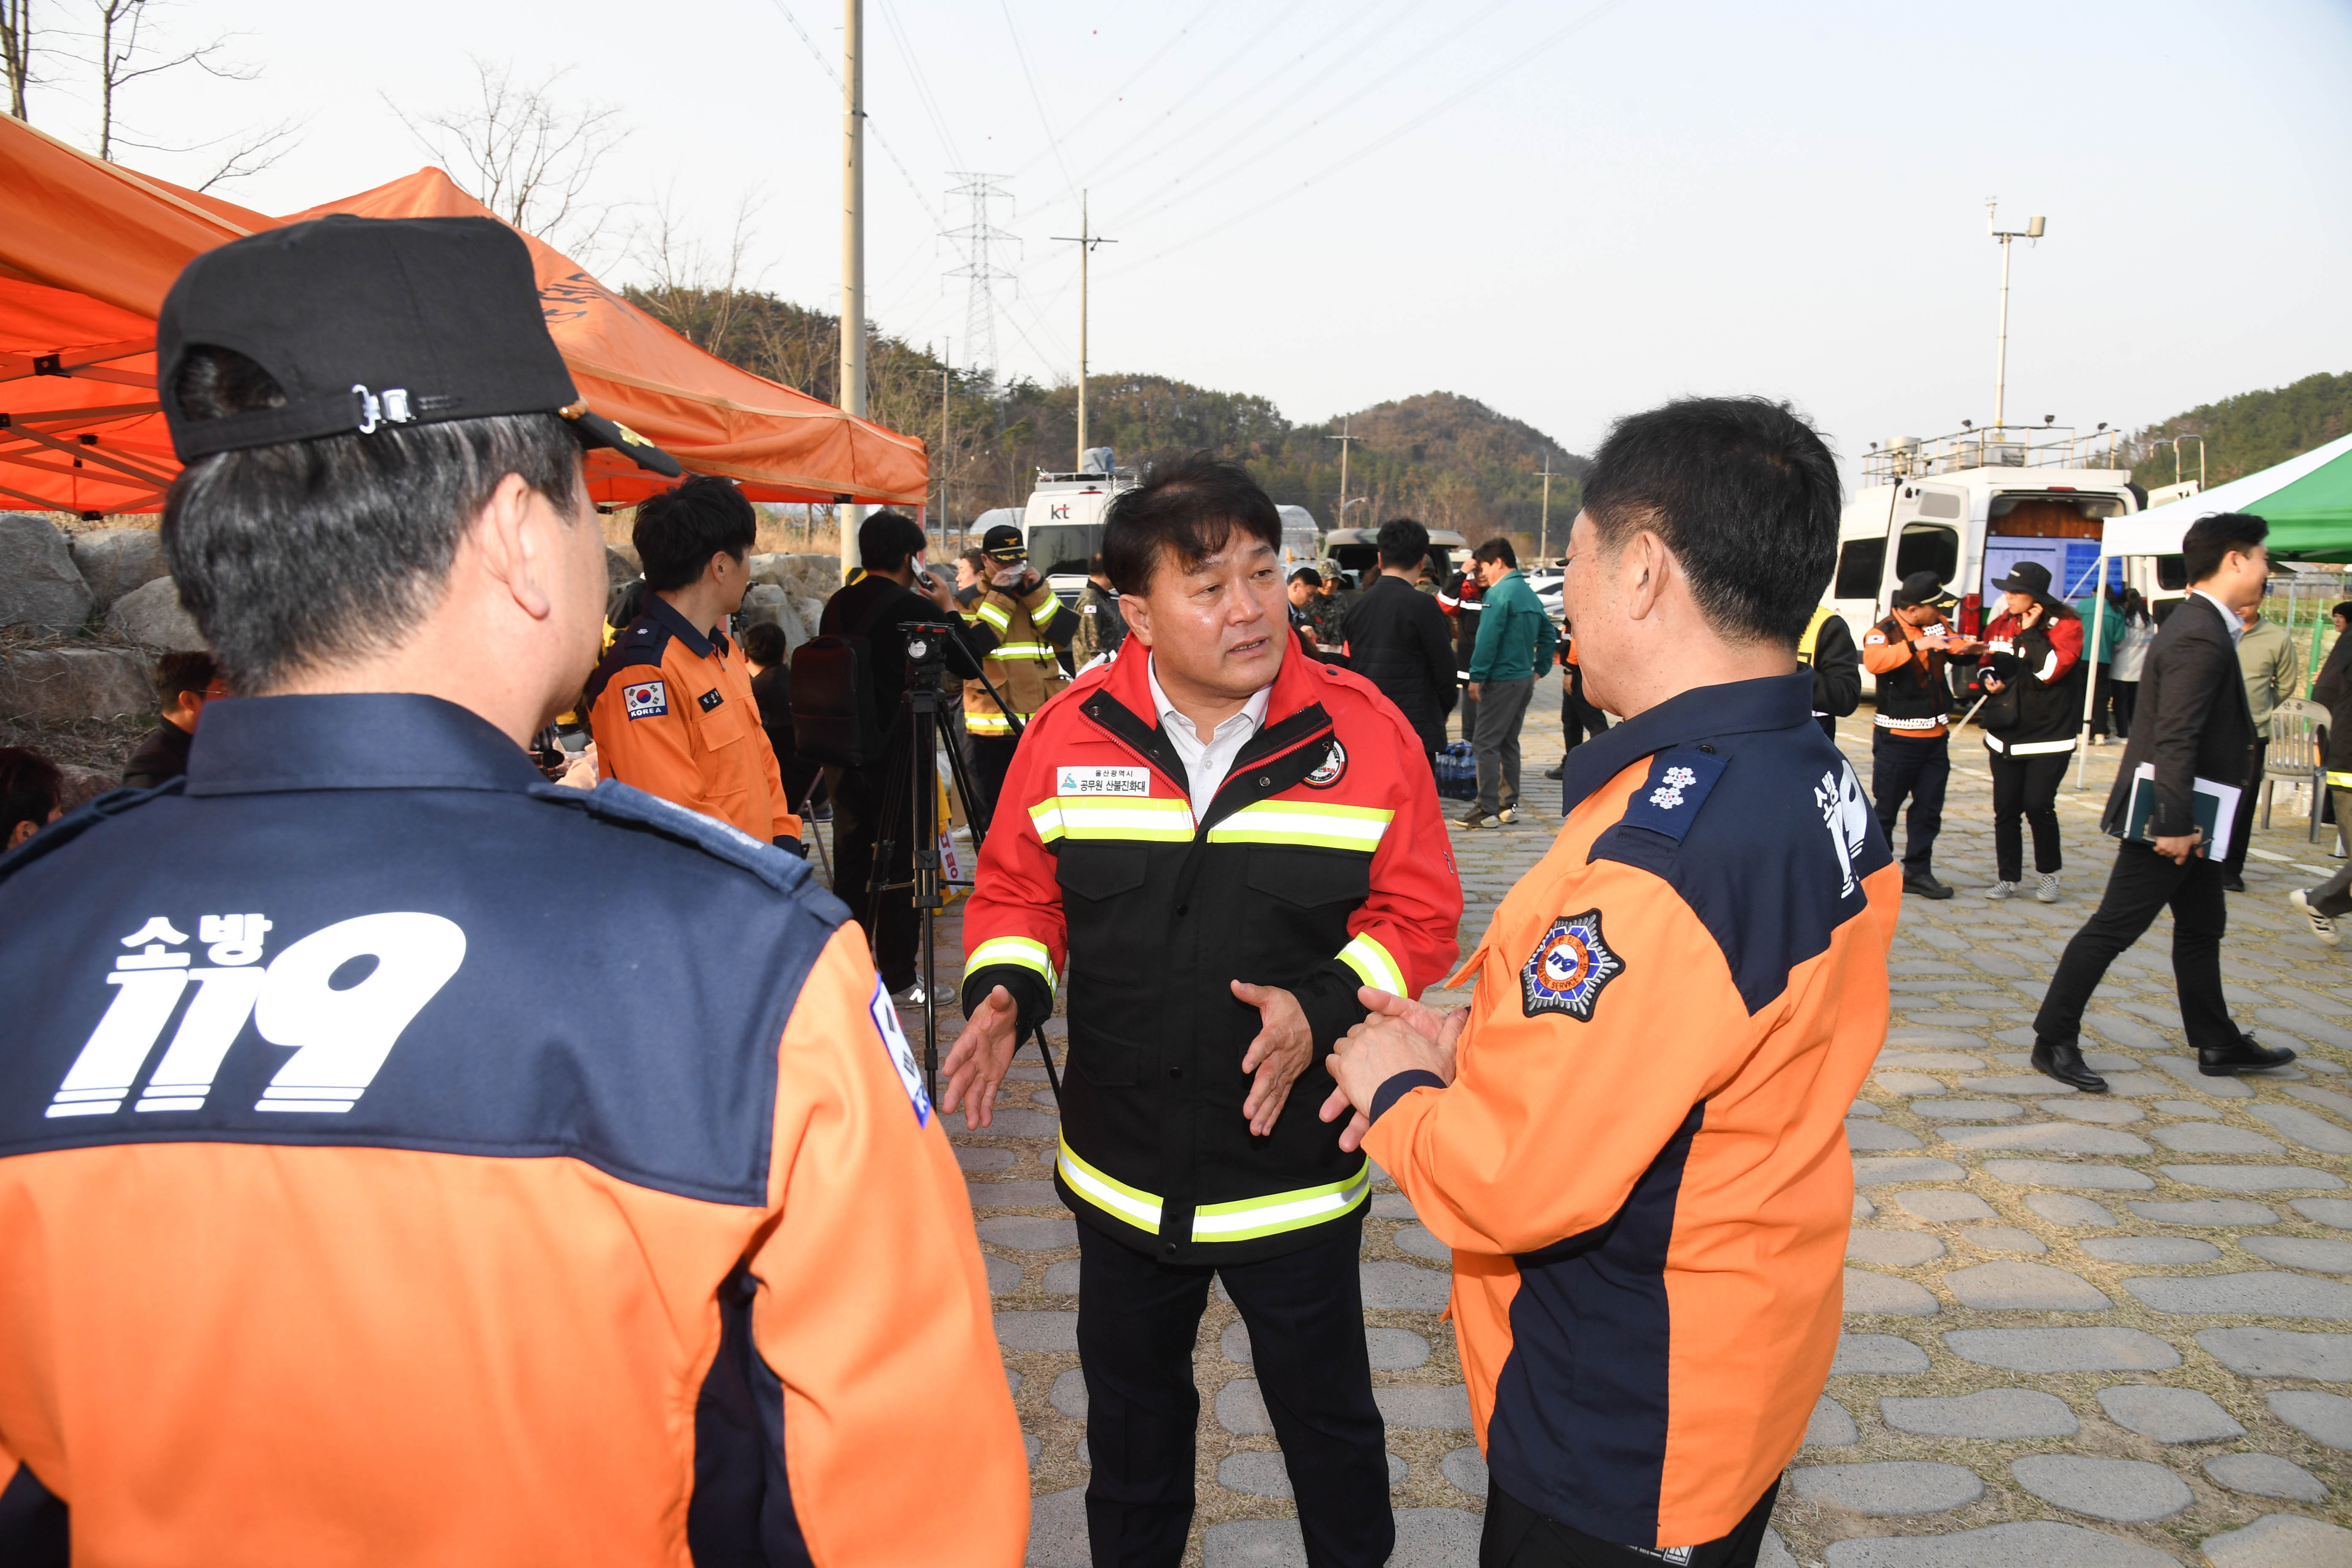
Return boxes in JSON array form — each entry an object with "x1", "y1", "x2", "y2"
[
  {"x1": 1829, "y1": 428, "x2": 2147, "y2": 678},
  {"x1": 1018, "y1": 468, "x2": 1140, "y2": 604}
]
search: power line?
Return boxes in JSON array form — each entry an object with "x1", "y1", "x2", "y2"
[
  {"x1": 1006, "y1": 0, "x2": 1237, "y2": 187},
  {"x1": 763, "y1": 0, "x2": 946, "y2": 231},
  {"x1": 1108, "y1": 0, "x2": 1639, "y2": 274},
  {"x1": 877, "y1": 0, "x2": 966, "y2": 174},
  {"x1": 999, "y1": 0, "x2": 1078, "y2": 210}
]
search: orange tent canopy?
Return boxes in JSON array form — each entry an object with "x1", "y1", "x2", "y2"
[{"x1": 0, "y1": 115, "x2": 925, "y2": 514}]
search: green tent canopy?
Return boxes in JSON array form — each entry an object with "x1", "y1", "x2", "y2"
[{"x1": 2103, "y1": 430, "x2": 2352, "y2": 562}]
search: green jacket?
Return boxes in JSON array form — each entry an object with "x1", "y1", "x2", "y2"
[
  {"x1": 2075, "y1": 596, "x2": 2123, "y2": 663},
  {"x1": 1467, "y1": 569, "x2": 1557, "y2": 682}
]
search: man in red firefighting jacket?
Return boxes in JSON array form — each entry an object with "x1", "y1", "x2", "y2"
[{"x1": 942, "y1": 454, "x2": 1461, "y2": 1568}]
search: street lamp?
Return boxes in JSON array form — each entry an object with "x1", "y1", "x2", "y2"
[{"x1": 1986, "y1": 200, "x2": 2046, "y2": 431}]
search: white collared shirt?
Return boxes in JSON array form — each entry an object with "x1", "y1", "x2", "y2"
[
  {"x1": 1147, "y1": 656, "x2": 1271, "y2": 819},
  {"x1": 2193, "y1": 588, "x2": 2245, "y2": 647}
]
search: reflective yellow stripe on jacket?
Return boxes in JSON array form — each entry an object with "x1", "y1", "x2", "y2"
[
  {"x1": 1337, "y1": 933, "x2": 1406, "y2": 996},
  {"x1": 1029, "y1": 795, "x2": 1195, "y2": 843},
  {"x1": 1056, "y1": 1133, "x2": 1371, "y2": 1243},
  {"x1": 1203, "y1": 800, "x2": 1394, "y2": 851},
  {"x1": 963, "y1": 935, "x2": 1059, "y2": 995},
  {"x1": 974, "y1": 601, "x2": 1013, "y2": 634}
]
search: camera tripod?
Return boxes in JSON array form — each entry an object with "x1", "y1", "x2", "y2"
[{"x1": 857, "y1": 621, "x2": 1062, "y2": 1109}]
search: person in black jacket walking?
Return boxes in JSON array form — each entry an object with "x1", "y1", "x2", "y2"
[
  {"x1": 1342, "y1": 517, "x2": 1456, "y2": 768},
  {"x1": 2289, "y1": 607, "x2": 2352, "y2": 945},
  {"x1": 2033, "y1": 513, "x2": 2294, "y2": 1092}
]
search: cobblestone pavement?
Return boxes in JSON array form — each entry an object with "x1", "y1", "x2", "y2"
[{"x1": 860, "y1": 672, "x2": 2352, "y2": 1566}]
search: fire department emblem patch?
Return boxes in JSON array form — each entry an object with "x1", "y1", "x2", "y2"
[
  {"x1": 1303, "y1": 738, "x2": 1347, "y2": 789},
  {"x1": 1521, "y1": 909, "x2": 1623, "y2": 1022}
]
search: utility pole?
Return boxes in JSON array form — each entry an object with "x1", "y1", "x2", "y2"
[
  {"x1": 1538, "y1": 454, "x2": 1554, "y2": 560},
  {"x1": 940, "y1": 337, "x2": 954, "y2": 553},
  {"x1": 837, "y1": 0, "x2": 866, "y2": 583},
  {"x1": 1051, "y1": 191, "x2": 1116, "y2": 470},
  {"x1": 1986, "y1": 200, "x2": 2045, "y2": 433},
  {"x1": 1326, "y1": 418, "x2": 1355, "y2": 533}
]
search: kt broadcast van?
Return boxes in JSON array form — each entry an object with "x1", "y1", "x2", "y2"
[{"x1": 1829, "y1": 424, "x2": 2196, "y2": 694}]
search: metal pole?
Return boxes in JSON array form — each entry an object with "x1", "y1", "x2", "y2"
[
  {"x1": 940, "y1": 337, "x2": 952, "y2": 551},
  {"x1": 2074, "y1": 558, "x2": 2106, "y2": 789},
  {"x1": 1993, "y1": 234, "x2": 2011, "y2": 431},
  {"x1": 837, "y1": 0, "x2": 867, "y2": 584},
  {"x1": 1076, "y1": 192, "x2": 1089, "y2": 469},
  {"x1": 1539, "y1": 456, "x2": 1553, "y2": 559}
]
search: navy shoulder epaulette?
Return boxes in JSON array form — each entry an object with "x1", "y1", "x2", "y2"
[
  {"x1": 583, "y1": 615, "x2": 675, "y2": 710},
  {"x1": 0, "y1": 779, "x2": 181, "y2": 887},
  {"x1": 529, "y1": 779, "x2": 849, "y2": 916}
]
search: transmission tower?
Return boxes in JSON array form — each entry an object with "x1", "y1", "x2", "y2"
[{"x1": 944, "y1": 173, "x2": 1019, "y2": 379}]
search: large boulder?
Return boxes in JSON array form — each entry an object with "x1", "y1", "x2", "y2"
[
  {"x1": 736, "y1": 584, "x2": 811, "y2": 653},
  {"x1": 604, "y1": 545, "x2": 639, "y2": 590},
  {"x1": 749, "y1": 552, "x2": 847, "y2": 602},
  {"x1": 68, "y1": 528, "x2": 169, "y2": 610},
  {"x1": 106, "y1": 576, "x2": 207, "y2": 651},
  {"x1": 0, "y1": 647, "x2": 153, "y2": 722},
  {"x1": 0, "y1": 513, "x2": 95, "y2": 630}
]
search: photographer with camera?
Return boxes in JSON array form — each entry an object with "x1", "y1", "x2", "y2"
[
  {"x1": 961, "y1": 523, "x2": 1081, "y2": 814},
  {"x1": 818, "y1": 510, "x2": 978, "y2": 1003}
]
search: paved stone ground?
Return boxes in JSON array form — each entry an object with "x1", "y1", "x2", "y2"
[{"x1": 819, "y1": 671, "x2": 2352, "y2": 1566}]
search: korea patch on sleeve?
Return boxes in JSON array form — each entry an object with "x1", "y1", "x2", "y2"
[
  {"x1": 622, "y1": 679, "x2": 669, "y2": 720},
  {"x1": 867, "y1": 975, "x2": 932, "y2": 1127},
  {"x1": 1522, "y1": 909, "x2": 1625, "y2": 1021}
]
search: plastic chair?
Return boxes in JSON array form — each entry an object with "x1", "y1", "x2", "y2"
[{"x1": 2262, "y1": 697, "x2": 2329, "y2": 842}]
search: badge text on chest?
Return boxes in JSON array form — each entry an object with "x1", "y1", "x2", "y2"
[
  {"x1": 698, "y1": 689, "x2": 724, "y2": 713},
  {"x1": 1056, "y1": 765, "x2": 1152, "y2": 796}
]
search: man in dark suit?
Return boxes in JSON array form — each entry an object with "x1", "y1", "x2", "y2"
[
  {"x1": 1342, "y1": 517, "x2": 1456, "y2": 768},
  {"x1": 2032, "y1": 513, "x2": 2295, "y2": 1091}
]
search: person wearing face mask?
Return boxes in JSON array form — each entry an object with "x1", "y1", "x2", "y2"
[
  {"x1": 942, "y1": 453, "x2": 1460, "y2": 1568},
  {"x1": 1860, "y1": 571, "x2": 1980, "y2": 899}
]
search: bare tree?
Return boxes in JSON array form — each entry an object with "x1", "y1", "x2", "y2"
[
  {"x1": 2, "y1": 0, "x2": 33, "y2": 120},
  {"x1": 633, "y1": 187, "x2": 762, "y2": 350},
  {"x1": 390, "y1": 58, "x2": 628, "y2": 258},
  {"x1": 89, "y1": 0, "x2": 249, "y2": 161}
]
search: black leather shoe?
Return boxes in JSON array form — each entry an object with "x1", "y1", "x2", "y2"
[
  {"x1": 1543, "y1": 762, "x2": 1565, "y2": 779},
  {"x1": 2199, "y1": 1034, "x2": 2297, "y2": 1076},
  {"x1": 2031, "y1": 1037, "x2": 2109, "y2": 1093},
  {"x1": 2221, "y1": 874, "x2": 2247, "y2": 893},
  {"x1": 1903, "y1": 872, "x2": 1954, "y2": 900}
]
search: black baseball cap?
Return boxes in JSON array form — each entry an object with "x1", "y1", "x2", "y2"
[
  {"x1": 1890, "y1": 570, "x2": 1955, "y2": 610},
  {"x1": 981, "y1": 523, "x2": 1027, "y2": 560},
  {"x1": 158, "y1": 214, "x2": 681, "y2": 477},
  {"x1": 1992, "y1": 560, "x2": 2053, "y2": 596}
]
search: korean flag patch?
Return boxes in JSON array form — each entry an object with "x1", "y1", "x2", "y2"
[
  {"x1": 622, "y1": 680, "x2": 669, "y2": 720},
  {"x1": 1522, "y1": 909, "x2": 1625, "y2": 1022}
]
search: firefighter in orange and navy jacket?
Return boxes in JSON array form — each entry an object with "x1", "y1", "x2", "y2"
[
  {"x1": 1325, "y1": 399, "x2": 1897, "y2": 1568},
  {"x1": 0, "y1": 214, "x2": 1024, "y2": 1566},
  {"x1": 587, "y1": 476, "x2": 803, "y2": 852},
  {"x1": 1860, "y1": 569, "x2": 1979, "y2": 899},
  {"x1": 942, "y1": 455, "x2": 1461, "y2": 1568}
]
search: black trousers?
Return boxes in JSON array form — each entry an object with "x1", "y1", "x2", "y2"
[
  {"x1": 968, "y1": 732, "x2": 1018, "y2": 832},
  {"x1": 2085, "y1": 662, "x2": 2115, "y2": 738},
  {"x1": 1561, "y1": 664, "x2": 1609, "y2": 753},
  {"x1": 2221, "y1": 738, "x2": 2267, "y2": 878},
  {"x1": 1481, "y1": 1476, "x2": 1781, "y2": 1568},
  {"x1": 1870, "y1": 730, "x2": 1948, "y2": 873},
  {"x1": 1077, "y1": 1218, "x2": 1390, "y2": 1568},
  {"x1": 824, "y1": 762, "x2": 918, "y2": 991},
  {"x1": 2109, "y1": 678, "x2": 2140, "y2": 738},
  {"x1": 1990, "y1": 749, "x2": 2069, "y2": 881},
  {"x1": 2035, "y1": 841, "x2": 2237, "y2": 1052}
]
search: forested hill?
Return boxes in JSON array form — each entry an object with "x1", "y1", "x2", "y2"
[
  {"x1": 622, "y1": 283, "x2": 1584, "y2": 546},
  {"x1": 2129, "y1": 371, "x2": 2352, "y2": 491}
]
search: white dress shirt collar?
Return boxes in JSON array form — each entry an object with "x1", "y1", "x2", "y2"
[
  {"x1": 1146, "y1": 656, "x2": 1271, "y2": 820},
  {"x1": 2192, "y1": 589, "x2": 2245, "y2": 646}
]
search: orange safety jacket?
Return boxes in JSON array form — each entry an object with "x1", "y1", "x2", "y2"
[
  {"x1": 1363, "y1": 673, "x2": 1897, "y2": 1551},
  {"x1": 0, "y1": 692, "x2": 1025, "y2": 1565},
  {"x1": 961, "y1": 638, "x2": 1462, "y2": 1264},
  {"x1": 1861, "y1": 613, "x2": 1954, "y2": 739},
  {"x1": 586, "y1": 596, "x2": 803, "y2": 840}
]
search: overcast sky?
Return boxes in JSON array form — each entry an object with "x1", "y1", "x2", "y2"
[{"x1": 37, "y1": 0, "x2": 2352, "y2": 472}]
